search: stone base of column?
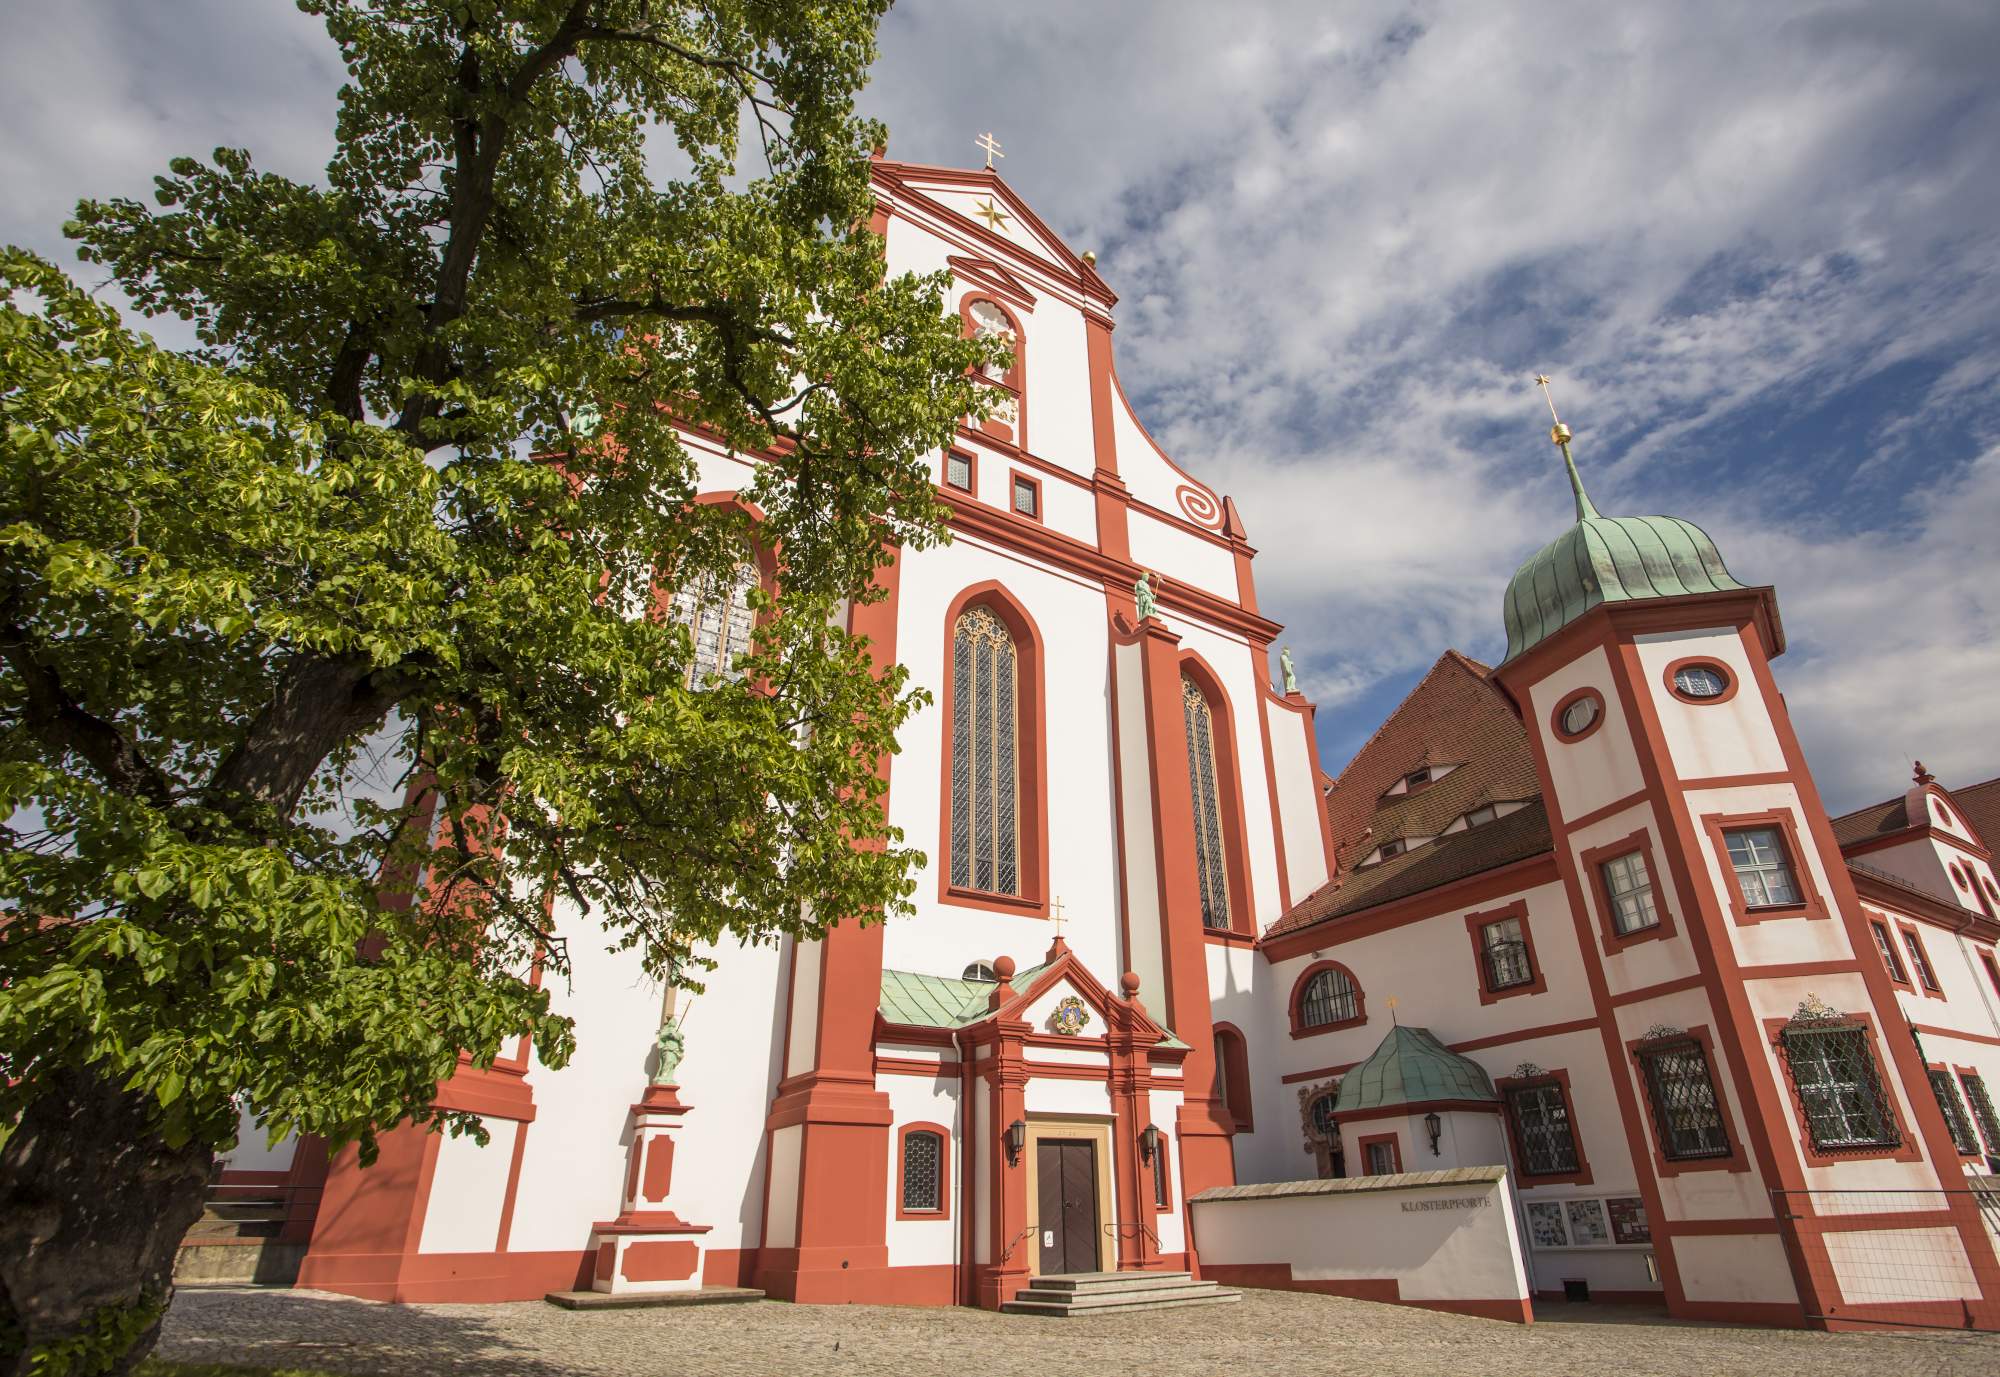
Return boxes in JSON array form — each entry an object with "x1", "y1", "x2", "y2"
[{"x1": 590, "y1": 1084, "x2": 711, "y2": 1296}]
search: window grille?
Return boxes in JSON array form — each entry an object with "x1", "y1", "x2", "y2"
[
  {"x1": 1673, "y1": 664, "x2": 1727, "y2": 697},
  {"x1": 1928, "y1": 1070, "x2": 1981, "y2": 1156},
  {"x1": 1600, "y1": 851, "x2": 1660, "y2": 935},
  {"x1": 1480, "y1": 916, "x2": 1534, "y2": 991},
  {"x1": 1872, "y1": 922, "x2": 1909, "y2": 982},
  {"x1": 1306, "y1": 1093, "x2": 1338, "y2": 1143},
  {"x1": 949, "y1": 606, "x2": 1019, "y2": 895},
  {"x1": 946, "y1": 452, "x2": 972, "y2": 490},
  {"x1": 1299, "y1": 968, "x2": 1358, "y2": 1028},
  {"x1": 1011, "y1": 476, "x2": 1037, "y2": 517},
  {"x1": 1637, "y1": 1038, "x2": 1732, "y2": 1160},
  {"x1": 1901, "y1": 931, "x2": 1941, "y2": 992},
  {"x1": 1181, "y1": 675, "x2": 1232, "y2": 930},
  {"x1": 1505, "y1": 1082, "x2": 1581, "y2": 1176},
  {"x1": 1957, "y1": 1072, "x2": 2000, "y2": 1155},
  {"x1": 901, "y1": 1131, "x2": 942, "y2": 1212},
  {"x1": 666, "y1": 557, "x2": 757, "y2": 687},
  {"x1": 1778, "y1": 1020, "x2": 1900, "y2": 1152},
  {"x1": 1723, "y1": 826, "x2": 1801, "y2": 908}
]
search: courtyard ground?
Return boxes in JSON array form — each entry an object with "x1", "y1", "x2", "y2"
[{"x1": 157, "y1": 1285, "x2": 2000, "y2": 1377}]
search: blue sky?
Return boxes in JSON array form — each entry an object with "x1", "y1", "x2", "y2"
[{"x1": 3, "y1": 1, "x2": 1997, "y2": 813}]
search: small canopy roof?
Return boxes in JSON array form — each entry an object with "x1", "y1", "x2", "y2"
[{"x1": 1334, "y1": 1025, "x2": 1497, "y2": 1114}]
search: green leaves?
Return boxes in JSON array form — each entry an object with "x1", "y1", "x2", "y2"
[{"x1": 3, "y1": 1, "x2": 984, "y2": 1168}]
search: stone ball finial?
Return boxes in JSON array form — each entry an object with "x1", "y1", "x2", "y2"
[
  {"x1": 1120, "y1": 971, "x2": 1141, "y2": 998},
  {"x1": 994, "y1": 955, "x2": 1017, "y2": 982}
]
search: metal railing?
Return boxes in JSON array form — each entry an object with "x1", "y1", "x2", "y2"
[{"x1": 1771, "y1": 1188, "x2": 2000, "y2": 1331}]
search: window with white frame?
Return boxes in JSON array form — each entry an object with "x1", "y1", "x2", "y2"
[
  {"x1": 1479, "y1": 914, "x2": 1534, "y2": 991},
  {"x1": 1724, "y1": 826, "x2": 1801, "y2": 908},
  {"x1": 1599, "y1": 850, "x2": 1660, "y2": 935}
]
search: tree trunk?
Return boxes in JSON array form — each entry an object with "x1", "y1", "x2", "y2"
[{"x1": 0, "y1": 1067, "x2": 213, "y2": 1376}]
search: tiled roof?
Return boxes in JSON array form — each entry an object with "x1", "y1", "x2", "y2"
[
  {"x1": 1269, "y1": 651, "x2": 1550, "y2": 940},
  {"x1": 1830, "y1": 773, "x2": 2000, "y2": 851},
  {"x1": 1950, "y1": 776, "x2": 2000, "y2": 851},
  {"x1": 1333, "y1": 1026, "x2": 1498, "y2": 1114}
]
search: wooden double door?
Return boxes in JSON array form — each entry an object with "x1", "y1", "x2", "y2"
[{"x1": 1035, "y1": 1138, "x2": 1101, "y2": 1276}]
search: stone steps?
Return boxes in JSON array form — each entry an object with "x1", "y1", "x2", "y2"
[{"x1": 1000, "y1": 1271, "x2": 1240, "y2": 1317}]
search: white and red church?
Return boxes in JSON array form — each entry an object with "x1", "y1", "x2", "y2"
[{"x1": 212, "y1": 157, "x2": 2000, "y2": 1330}]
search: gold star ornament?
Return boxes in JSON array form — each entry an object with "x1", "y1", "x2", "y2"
[{"x1": 974, "y1": 196, "x2": 1011, "y2": 232}]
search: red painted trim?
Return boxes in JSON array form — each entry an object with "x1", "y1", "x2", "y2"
[
  {"x1": 491, "y1": 1121, "x2": 531, "y2": 1253},
  {"x1": 1661, "y1": 655, "x2": 1740, "y2": 705},
  {"x1": 1465, "y1": 899, "x2": 1548, "y2": 1004},
  {"x1": 1336, "y1": 1099, "x2": 1502, "y2": 1127},
  {"x1": 895, "y1": 1122, "x2": 953, "y2": 1222},
  {"x1": 1355, "y1": 1132, "x2": 1402, "y2": 1174},
  {"x1": 1578, "y1": 828, "x2": 1678, "y2": 954},
  {"x1": 1607, "y1": 973, "x2": 1708, "y2": 1006},
  {"x1": 1494, "y1": 1068, "x2": 1594, "y2": 1187},
  {"x1": 1550, "y1": 686, "x2": 1606, "y2": 743},
  {"x1": 1699, "y1": 808, "x2": 1831, "y2": 924},
  {"x1": 1563, "y1": 787, "x2": 1651, "y2": 835},
  {"x1": 935, "y1": 580, "x2": 1049, "y2": 919},
  {"x1": 1211, "y1": 1022, "x2": 1255, "y2": 1132},
  {"x1": 1006, "y1": 469, "x2": 1043, "y2": 524},
  {"x1": 621, "y1": 1239, "x2": 700, "y2": 1283},
  {"x1": 298, "y1": 1248, "x2": 594, "y2": 1303},
  {"x1": 1288, "y1": 960, "x2": 1367, "y2": 1038}
]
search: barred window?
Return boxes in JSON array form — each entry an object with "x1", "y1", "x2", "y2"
[
  {"x1": 1928, "y1": 1070, "x2": 1981, "y2": 1156},
  {"x1": 666, "y1": 557, "x2": 757, "y2": 687},
  {"x1": 1299, "y1": 967, "x2": 1359, "y2": 1029},
  {"x1": 901, "y1": 1130, "x2": 943, "y2": 1213},
  {"x1": 1724, "y1": 826, "x2": 1802, "y2": 908},
  {"x1": 1871, "y1": 921, "x2": 1909, "y2": 982},
  {"x1": 1957, "y1": 1072, "x2": 2000, "y2": 1155},
  {"x1": 1779, "y1": 1022, "x2": 1900, "y2": 1152},
  {"x1": 950, "y1": 606, "x2": 1019, "y2": 895},
  {"x1": 1182, "y1": 675, "x2": 1232, "y2": 930},
  {"x1": 946, "y1": 451, "x2": 973, "y2": 490},
  {"x1": 1637, "y1": 1038, "x2": 1732, "y2": 1161},
  {"x1": 1306, "y1": 1093, "x2": 1339, "y2": 1142},
  {"x1": 1010, "y1": 474, "x2": 1038, "y2": 518},
  {"x1": 1901, "y1": 931, "x2": 1941, "y2": 992},
  {"x1": 1479, "y1": 916, "x2": 1534, "y2": 991},
  {"x1": 1600, "y1": 851, "x2": 1660, "y2": 935},
  {"x1": 1505, "y1": 1081, "x2": 1581, "y2": 1176}
]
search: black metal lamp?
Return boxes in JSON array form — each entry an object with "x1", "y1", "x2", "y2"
[
  {"x1": 1425, "y1": 1111, "x2": 1443, "y2": 1156},
  {"x1": 1006, "y1": 1118, "x2": 1027, "y2": 1167},
  {"x1": 1137, "y1": 1124, "x2": 1160, "y2": 1164}
]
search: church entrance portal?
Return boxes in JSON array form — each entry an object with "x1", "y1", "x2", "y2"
[{"x1": 1035, "y1": 1138, "x2": 1102, "y2": 1275}]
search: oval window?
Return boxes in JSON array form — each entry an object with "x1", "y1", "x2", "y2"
[
  {"x1": 1561, "y1": 695, "x2": 1600, "y2": 737},
  {"x1": 1671, "y1": 664, "x2": 1729, "y2": 699}
]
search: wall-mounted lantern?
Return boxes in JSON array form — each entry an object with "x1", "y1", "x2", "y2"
[
  {"x1": 1425, "y1": 1111, "x2": 1443, "y2": 1157},
  {"x1": 1137, "y1": 1124, "x2": 1161, "y2": 1164},
  {"x1": 1006, "y1": 1118, "x2": 1027, "y2": 1167}
]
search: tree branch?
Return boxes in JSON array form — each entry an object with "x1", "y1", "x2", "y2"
[{"x1": 0, "y1": 610, "x2": 175, "y2": 809}]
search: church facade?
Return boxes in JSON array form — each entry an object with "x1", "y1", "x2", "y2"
[{"x1": 220, "y1": 158, "x2": 2000, "y2": 1329}]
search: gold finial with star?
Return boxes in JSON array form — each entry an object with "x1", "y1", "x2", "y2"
[
  {"x1": 1534, "y1": 372, "x2": 1599, "y2": 522},
  {"x1": 1534, "y1": 373, "x2": 1571, "y2": 447},
  {"x1": 975, "y1": 131, "x2": 1005, "y2": 169}
]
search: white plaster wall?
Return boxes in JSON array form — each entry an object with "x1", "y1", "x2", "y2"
[
  {"x1": 1127, "y1": 511, "x2": 1238, "y2": 603},
  {"x1": 418, "y1": 1119, "x2": 516, "y2": 1255},
  {"x1": 784, "y1": 936, "x2": 820, "y2": 1077},
  {"x1": 1190, "y1": 1176, "x2": 1530, "y2": 1305},
  {"x1": 1268, "y1": 699, "x2": 1329, "y2": 901},
  {"x1": 1108, "y1": 383, "x2": 1227, "y2": 556},
  {"x1": 1151, "y1": 1087, "x2": 1187, "y2": 1254},
  {"x1": 763, "y1": 1124, "x2": 801, "y2": 1249},
  {"x1": 883, "y1": 536, "x2": 1124, "y2": 986},
  {"x1": 1633, "y1": 628, "x2": 1787, "y2": 780},
  {"x1": 1684, "y1": 783, "x2": 1858, "y2": 970},
  {"x1": 1528, "y1": 644, "x2": 1645, "y2": 821},
  {"x1": 971, "y1": 1076, "x2": 992, "y2": 1263},
  {"x1": 1115, "y1": 638, "x2": 1164, "y2": 999},
  {"x1": 1826, "y1": 1228, "x2": 1980, "y2": 1301},
  {"x1": 884, "y1": 1072, "x2": 961, "y2": 1268},
  {"x1": 1673, "y1": 1233, "x2": 1799, "y2": 1304},
  {"x1": 220, "y1": 1110, "x2": 297, "y2": 1174},
  {"x1": 1024, "y1": 1078, "x2": 1115, "y2": 1117}
]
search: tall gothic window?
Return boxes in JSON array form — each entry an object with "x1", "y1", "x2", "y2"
[
  {"x1": 666, "y1": 557, "x2": 757, "y2": 687},
  {"x1": 1182, "y1": 675, "x2": 1231, "y2": 930},
  {"x1": 950, "y1": 606, "x2": 1019, "y2": 895}
]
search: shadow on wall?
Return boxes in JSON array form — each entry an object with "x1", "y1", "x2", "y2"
[{"x1": 160, "y1": 1287, "x2": 579, "y2": 1377}]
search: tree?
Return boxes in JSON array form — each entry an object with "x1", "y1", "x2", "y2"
[{"x1": 0, "y1": 3, "x2": 993, "y2": 1370}]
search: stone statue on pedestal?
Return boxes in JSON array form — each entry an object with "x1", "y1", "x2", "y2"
[{"x1": 1134, "y1": 570, "x2": 1156, "y2": 621}]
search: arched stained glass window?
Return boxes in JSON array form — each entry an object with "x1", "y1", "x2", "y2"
[
  {"x1": 1182, "y1": 675, "x2": 1231, "y2": 930},
  {"x1": 950, "y1": 606, "x2": 1019, "y2": 895},
  {"x1": 666, "y1": 556, "x2": 757, "y2": 687}
]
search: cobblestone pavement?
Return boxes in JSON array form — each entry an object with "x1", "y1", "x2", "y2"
[{"x1": 160, "y1": 1286, "x2": 2000, "y2": 1377}]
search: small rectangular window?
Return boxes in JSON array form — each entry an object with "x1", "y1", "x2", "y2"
[
  {"x1": 945, "y1": 451, "x2": 973, "y2": 491},
  {"x1": 1928, "y1": 1069, "x2": 1981, "y2": 1155},
  {"x1": 1872, "y1": 921, "x2": 1910, "y2": 982},
  {"x1": 1480, "y1": 916, "x2": 1534, "y2": 991},
  {"x1": 1600, "y1": 851, "x2": 1660, "y2": 935},
  {"x1": 1724, "y1": 826, "x2": 1801, "y2": 908},
  {"x1": 1363, "y1": 1139, "x2": 1400, "y2": 1175},
  {"x1": 1151, "y1": 1145, "x2": 1170, "y2": 1208},
  {"x1": 1779, "y1": 1022, "x2": 1900, "y2": 1152},
  {"x1": 1637, "y1": 1038, "x2": 1731, "y2": 1161},
  {"x1": 1901, "y1": 930, "x2": 1941, "y2": 992},
  {"x1": 900, "y1": 1130, "x2": 942, "y2": 1213},
  {"x1": 1010, "y1": 474, "x2": 1038, "y2": 518},
  {"x1": 1958, "y1": 1072, "x2": 2000, "y2": 1155},
  {"x1": 1505, "y1": 1081, "x2": 1581, "y2": 1176}
]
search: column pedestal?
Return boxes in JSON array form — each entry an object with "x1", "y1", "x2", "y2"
[{"x1": 588, "y1": 1084, "x2": 711, "y2": 1295}]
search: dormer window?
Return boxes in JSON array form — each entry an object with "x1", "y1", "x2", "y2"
[
  {"x1": 1464, "y1": 804, "x2": 1499, "y2": 829},
  {"x1": 1405, "y1": 768, "x2": 1432, "y2": 791},
  {"x1": 962, "y1": 961, "x2": 999, "y2": 983},
  {"x1": 1379, "y1": 839, "x2": 1406, "y2": 859}
]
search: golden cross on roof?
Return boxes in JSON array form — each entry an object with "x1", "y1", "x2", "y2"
[
  {"x1": 975, "y1": 131, "x2": 1005, "y2": 169},
  {"x1": 1049, "y1": 896, "x2": 1067, "y2": 938}
]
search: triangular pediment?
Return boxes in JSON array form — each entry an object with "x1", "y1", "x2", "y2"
[
  {"x1": 873, "y1": 160, "x2": 1113, "y2": 305},
  {"x1": 945, "y1": 254, "x2": 1037, "y2": 310}
]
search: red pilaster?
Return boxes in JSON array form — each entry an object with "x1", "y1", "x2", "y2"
[
  {"x1": 1107, "y1": 974, "x2": 1167, "y2": 1271},
  {"x1": 975, "y1": 1010, "x2": 1033, "y2": 1308}
]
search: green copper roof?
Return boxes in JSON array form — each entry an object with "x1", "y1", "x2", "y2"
[
  {"x1": 1500, "y1": 439, "x2": 1744, "y2": 663},
  {"x1": 1332, "y1": 1026, "x2": 1496, "y2": 1114},
  {"x1": 877, "y1": 964, "x2": 1050, "y2": 1030}
]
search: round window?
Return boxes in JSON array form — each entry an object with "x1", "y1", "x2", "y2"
[
  {"x1": 1561, "y1": 695, "x2": 1600, "y2": 737},
  {"x1": 1986, "y1": 876, "x2": 1999, "y2": 901},
  {"x1": 1671, "y1": 664, "x2": 1729, "y2": 699},
  {"x1": 1952, "y1": 864, "x2": 1970, "y2": 892}
]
